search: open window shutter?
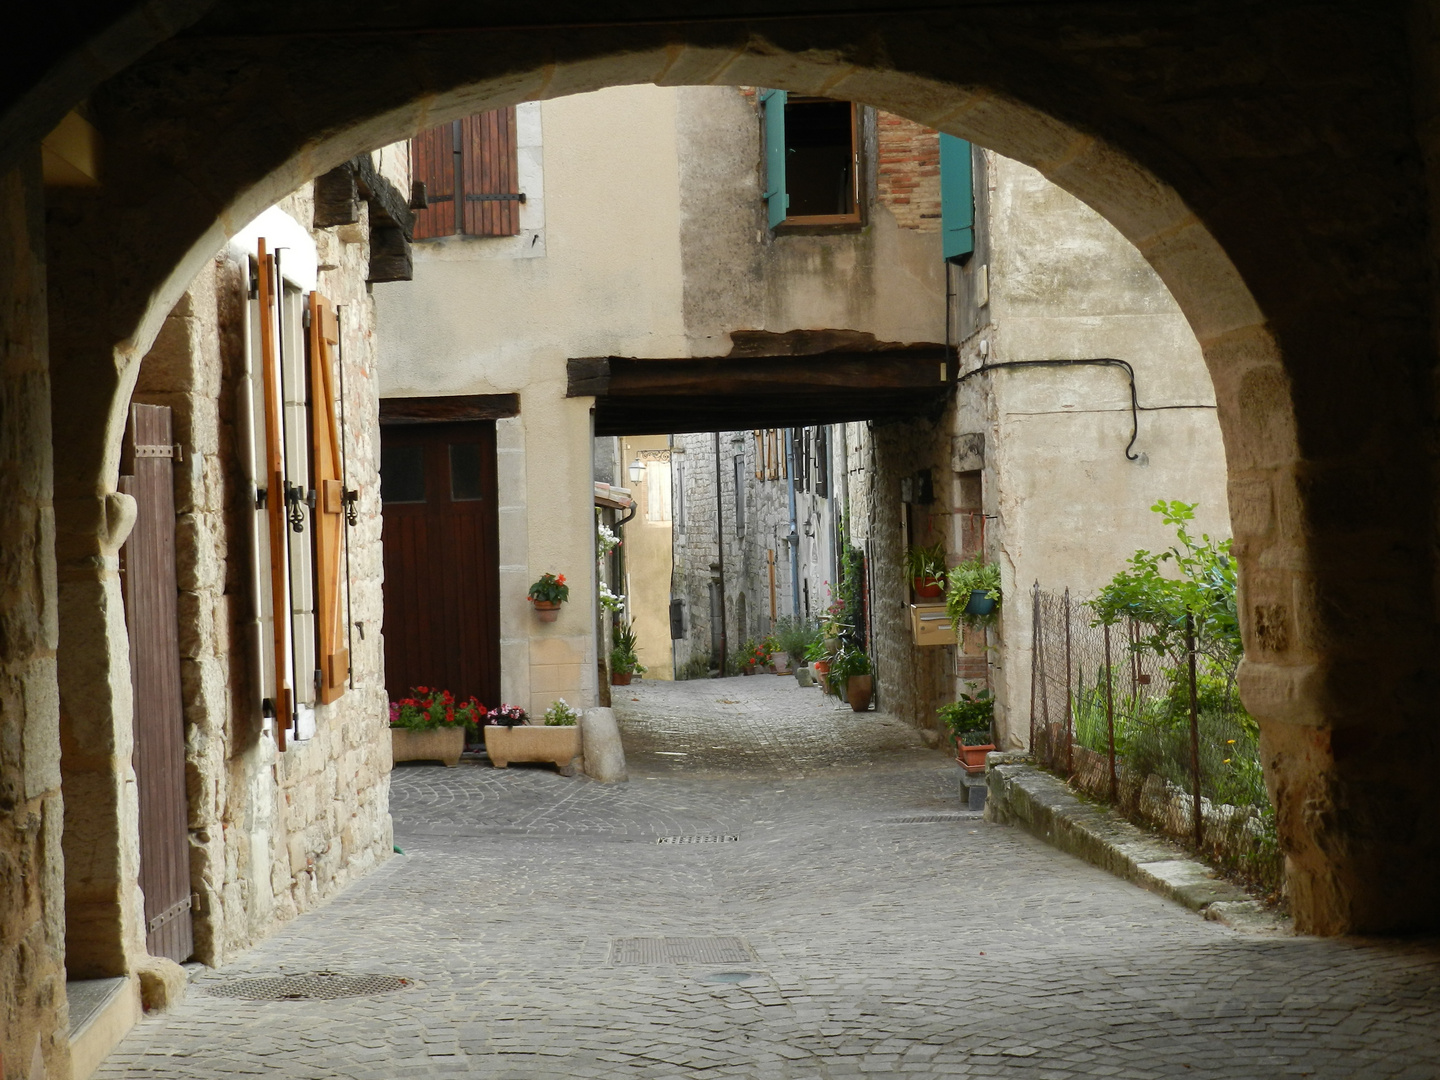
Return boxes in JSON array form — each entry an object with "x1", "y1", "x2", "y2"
[
  {"x1": 760, "y1": 89, "x2": 789, "y2": 229},
  {"x1": 940, "y1": 134, "x2": 975, "y2": 262},
  {"x1": 411, "y1": 122, "x2": 457, "y2": 240},
  {"x1": 461, "y1": 107, "x2": 522, "y2": 237},
  {"x1": 308, "y1": 292, "x2": 348, "y2": 704},
  {"x1": 256, "y1": 240, "x2": 291, "y2": 750}
]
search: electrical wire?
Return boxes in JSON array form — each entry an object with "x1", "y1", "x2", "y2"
[{"x1": 956, "y1": 357, "x2": 1214, "y2": 462}]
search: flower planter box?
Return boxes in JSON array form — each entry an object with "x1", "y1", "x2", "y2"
[
  {"x1": 955, "y1": 739, "x2": 997, "y2": 775},
  {"x1": 390, "y1": 726, "x2": 465, "y2": 768},
  {"x1": 484, "y1": 724, "x2": 582, "y2": 770}
]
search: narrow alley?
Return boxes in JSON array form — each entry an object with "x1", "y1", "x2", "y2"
[{"x1": 94, "y1": 678, "x2": 1440, "y2": 1080}]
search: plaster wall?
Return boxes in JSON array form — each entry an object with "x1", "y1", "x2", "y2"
[
  {"x1": 615, "y1": 435, "x2": 675, "y2": 681},
  {"x1": 376, "y1": 88, "x2": 692, "y2": 716},
  {"x1": 963, "y1": 152, "x2": 1231, "y2": 748}
]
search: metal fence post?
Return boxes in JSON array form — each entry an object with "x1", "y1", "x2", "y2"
[
  {"x1": 1104, "y1": 619, "x2": 1117, "y2": 801},
  {"x1": 1186, "y1": 611, "x2": 1202, "y2": 851},
  {"x1": 1063, "y1": 588, "x2": 1073, "y2": 776}
]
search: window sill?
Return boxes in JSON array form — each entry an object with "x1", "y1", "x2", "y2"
[{"x1": 773, "y1": 213, "x2": 865, "y2": 235}]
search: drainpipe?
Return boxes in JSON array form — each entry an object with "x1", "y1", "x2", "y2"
[
  {"x1": 785, "y1": 428, "x2": 800, "y2": 618},
  {"x1": 713, "y1": 431, "x2": 727, "y2": 675}
]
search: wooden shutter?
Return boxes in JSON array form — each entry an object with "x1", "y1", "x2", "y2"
[
  {"x1": 411, "y1": 122, "x2": 457, "y2": 240},
  {"x1": 761, "y1": 89, "x2": 789, "y2": 229},
  {"x1": 256, "y1": 240, "x2": 291, "y2": 750},
  {"x1": 308, "y1": 292, "x2": 348, "y2": 703},
  {"x1": 940, "y1": 134, "x2": 975, "y2": 262},
  {"x1": 460, "y1": 108, "x2": 522, "y2": 237}
]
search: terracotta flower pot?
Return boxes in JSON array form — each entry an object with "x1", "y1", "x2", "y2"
[
  {"x1": 771, "y1": 651, "x2": 792, "y2": 675},
  {"x1": 913, "y1": 576, "x2": 944, "y2": 599},
  {"x1": 847, "y1": 674, "x2": 873, "y2": 712},
  {"x1": 956, "y1": 738, "x2": 997, "y2": 775},
  {"x1": 532, "y1": 599, "x2": 561, "y2": 622},
  {"x1": 612, "y1": 671, "x2": 632, "y2": 686}
]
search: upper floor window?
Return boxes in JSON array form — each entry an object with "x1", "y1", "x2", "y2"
[
  {"x1": 760, "y1": 91, "x2": 861, "y2": 229},
  {"x1": 410, "y1": 108, "x2": 525, "y2": 240}
]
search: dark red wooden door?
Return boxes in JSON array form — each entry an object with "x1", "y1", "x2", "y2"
[
  {"x1": 381, "y1": 420, "x2": 501, "y2": 707},
  {"x1": 118, "y1": 403, "x2": 194, "y2": 963}
]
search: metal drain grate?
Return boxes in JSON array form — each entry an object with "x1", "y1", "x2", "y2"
[
  {"x1": 656, "y1": 834, "x2": 739, "y2": 844},
  {"x1": 880, "y1": 813, "x2": 983, "y2": 824},
  {"x1": 206, "y1": 973, "x2": 413, "y2": 1001},
  {"x1": 611, "y1": 936, "x2": 753, "y2": 965}
]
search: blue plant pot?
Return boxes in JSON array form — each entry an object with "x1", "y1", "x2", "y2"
[{"x1": 964, "y1": 590, "x2": 996, "y2": 617}]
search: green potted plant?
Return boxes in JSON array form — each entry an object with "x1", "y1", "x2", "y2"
[
  {"x1": 610, "y1": 618, "x2": 647, "y2": 685},
  {"x1": 939, "y1": 689, "x2": 996, "y2": 774},
  {"x1": 739, "y1": 638, "x2": 765, "y2": 675},
  {"x1": 905, "y1": 540, "x2": 946, "y2": 600},
  {"x1": 827, "y1": 646, "x2": 874, "y2": 712},
  {"x1": 773, "y1": 616, "x2": 817, "y2": 679},
  {"x1": 804, "y1": 637, "x2": 831, "y2": 686},
  {"x1": 389, "y1": 687, "x2": 484, "y2": 768},
  {"x1": 945, "y1": 554, "x2": 1002, "y2": 633},
  {"x1": 528, "y1": 571, "x2": 570, "y2": 622}
]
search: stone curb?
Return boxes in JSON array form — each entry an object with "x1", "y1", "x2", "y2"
[{"x1": 985, "y1": 759, "x2": 1290, "y2": 934}]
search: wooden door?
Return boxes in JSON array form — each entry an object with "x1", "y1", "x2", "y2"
[
  {"x1": 381, "y1": 421, "x2": 501, "y2": 706},
  {"x1": 118, "y1": 403, "x2": 193, "y2": 963}
]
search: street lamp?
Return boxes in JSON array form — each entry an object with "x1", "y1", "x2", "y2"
[{"x1": 628, "y1": 457, "x2": 644, "y2": 484}]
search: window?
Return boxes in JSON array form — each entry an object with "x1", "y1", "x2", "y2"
[
  {"x1": 814, "y1": 426, "x2": 830, "y2": 498},
  {"x1": 411, "y1": 108, "x2": 524, "y2": 239},
  {"x1": 791, "y1": 428, "x2": 809, "y2": 493},
  {"x1": 246, "y1": 244, "x2": 351, "y2": 750},
  {"x1": 734, "y1": 457, "x2": 746, "y2": 535},
  {"x1": 939, "y1": 134, "x2": 975, "y2": 262},
  {"x1": 753, "y1": 429, "x2": 787, "y2": 480},
  {"x1": 761, "y1": 90, "x2": 861, "y2": 228}
]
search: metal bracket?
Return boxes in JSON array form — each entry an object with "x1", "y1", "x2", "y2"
[
  {"x1": 255, "y1": 487, "x2": 268, "y2": 510},
  {"x1": 465, "y1": 192, "x2": 526, "y2": 203},
  {"x1": 343, "y1": 487, "x2": 359, "y2": 527},
  {"x1": 286, "y1": 484, "x2": 308, "y2": 532}
]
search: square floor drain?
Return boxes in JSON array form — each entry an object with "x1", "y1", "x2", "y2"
[
  {"x1": 610, "y1": 936, "x2": 754, "y2": 965},
  {"x1": 656, "y1": 834, "x2": 739, "y2": 844}
]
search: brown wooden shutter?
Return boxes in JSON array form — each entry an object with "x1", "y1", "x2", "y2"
[
  {"x1": 410, "y1": 122, "x2": 457, "y2": 240},
  {"x1": 461, "y1": 108, "x2": 521, "y2": 237},
  {"x1": 256, "y1": 240, "x2": 290, "y2": 750},
  {"x1": 308, "y1": 291, "x2": 348, "y2": 703}
]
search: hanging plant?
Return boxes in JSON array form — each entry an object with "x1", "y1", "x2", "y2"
[{"x1": 945, "y1": 554, "x2": 1002, "y2": 633}]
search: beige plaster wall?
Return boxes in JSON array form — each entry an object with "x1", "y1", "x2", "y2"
[
  {"x1": 616, "y1": 436, "x2": 675, "y2": 681},
  {"x1": 377, "y1": 86, "x2": 690, "y2": 717},
  {"x1": 970, "y1": 152, "x2": 1231, "y2": 746}
]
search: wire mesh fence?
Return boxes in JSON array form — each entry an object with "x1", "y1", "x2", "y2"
[{"x1": 1029, "y1": 585, "x2": 1282, "y2": 898}]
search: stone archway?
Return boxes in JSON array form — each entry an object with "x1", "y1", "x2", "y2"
[{"x1": 20, "y1": 3, "x2": 1438, "y2": 977}]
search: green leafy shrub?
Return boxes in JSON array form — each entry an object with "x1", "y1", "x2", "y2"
[
  {"x1": 939, "y1": 690, "x2": 994, "y2": 745},
  {"x1": 945, "y1": 554, "x2": 1002, "y2": 632}
]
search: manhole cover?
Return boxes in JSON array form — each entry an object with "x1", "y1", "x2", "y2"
[
  {"x1": 206, "y1": 973, "x2": 413, "y2": 1001},
  {"x1": 656, "y1": 834, "x2": 739, "y2": 844},
  {"x1": 880, "y1": 814, "x2": 982, "y2": 824},
  {"x1": 703, "y1": 971, "x2": 760, "y2": 983},
  {"x1": 611, "y1": 936, "x2": 754, "y2": 965}
]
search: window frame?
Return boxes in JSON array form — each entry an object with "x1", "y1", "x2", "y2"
[{"x1": 761, "y1": 90, "x2": 864, "y2": 231}]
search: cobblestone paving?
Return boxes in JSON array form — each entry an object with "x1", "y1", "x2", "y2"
[{"x1": 101, "y1": 677, "x2": 1440, "y2": 1079}]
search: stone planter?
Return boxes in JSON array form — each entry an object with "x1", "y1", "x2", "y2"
[
  {"x1": 485, "y1": 723, "x2": 582, "y2": 769},
  {"x1": 532, "y1": 600, "x2": 561, "y2": 622},
  {"x1": 771, "y1": 651, "x2": 792, "y2": 675},
  {"x1": 795, "y1": 666, "x2": 814, "y2": 688},
  {"x1": 847, "y1": 674, "x2": 873, "y2": 712},
  {"x1": 390, "y1": 726, "x2": 465, "y2": 768}
]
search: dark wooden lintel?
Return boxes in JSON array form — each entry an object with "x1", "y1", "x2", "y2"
[
  {"x1": 566, "y1": 357, "x2": 611, "y2": 397},
  {"x1": 380, "y1": 393, "x2": 520, "y2": 424},
  {"x1": 581, "y1": 352, "x2": 948, "y2": 398}
]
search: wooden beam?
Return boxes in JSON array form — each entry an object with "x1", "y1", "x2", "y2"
[
  {"x1": 566, "y1": 357, "x2": 611, "y2": 397},
  {"x1": 379, "y1": 393, "x2": 520, "y2": 424},
  {"x1": 592, "y1": 388, "x2": 945, "y2": 436},
  {"x1": 367, "y1": 223, "x2": 412, "y2": 283}
]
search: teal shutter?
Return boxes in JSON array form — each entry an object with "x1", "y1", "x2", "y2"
[
  {"x1": 761, "y1": 89, "x2": 789, "y2": 229},
  {"x1": 940, "y1": 134, "x2": 974, "y2": 261}
]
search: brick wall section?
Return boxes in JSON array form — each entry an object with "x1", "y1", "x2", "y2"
[
  {"x1": 0, "y1": 159, "x2": 69, "y2": 1079},
  {"x1": 875, "y1": 113, "x2": 940, "y2": 232}
]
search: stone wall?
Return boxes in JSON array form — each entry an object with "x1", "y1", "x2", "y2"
[
  {"x1": 0, "y1": 157, "x2": 68, "y2": 1080},
  {"x1": 130, "y1": 186, "x2": 392, "y2": 967}
]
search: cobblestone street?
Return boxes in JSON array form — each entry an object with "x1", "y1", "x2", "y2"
[{"x1": 100, "y1": 677, "x2": 1440, "y2": 1079}]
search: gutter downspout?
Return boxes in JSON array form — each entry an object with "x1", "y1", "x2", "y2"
[
  {"x1": 785, "y1": 427, "x2": 800, "y2": 618},
  {"x1": 713, "y1": 431, "x2": 727, "y2": 675}
]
